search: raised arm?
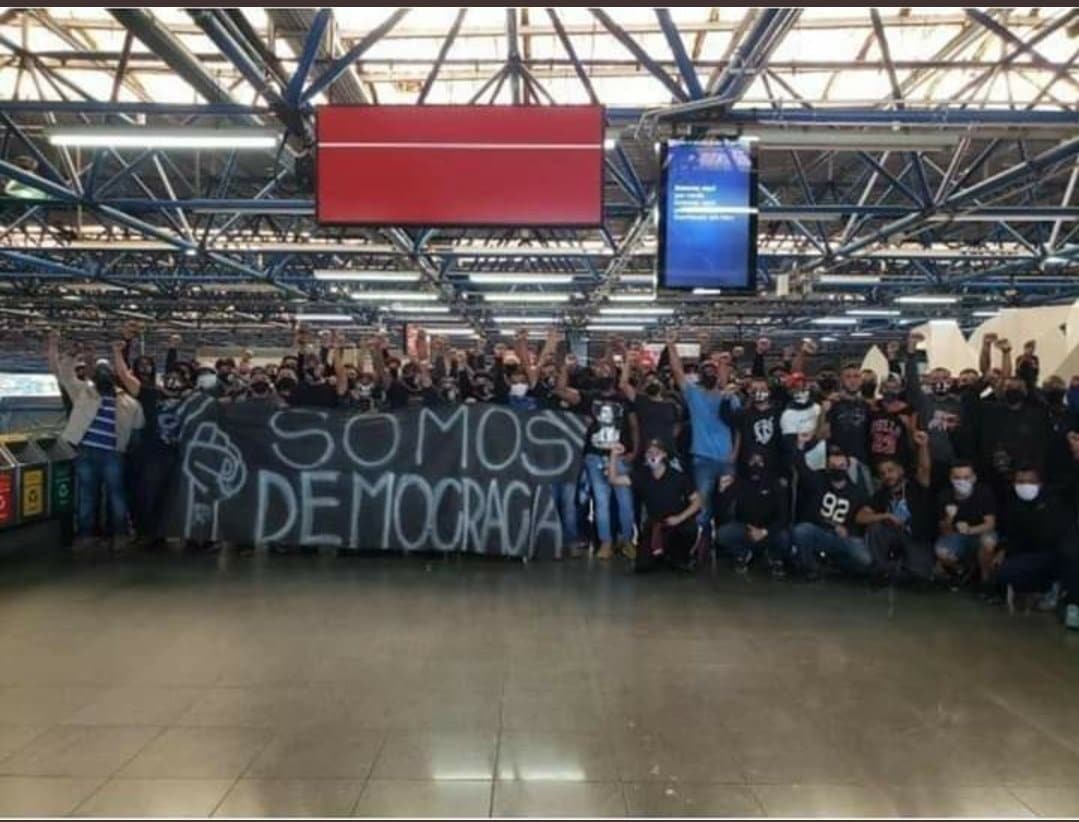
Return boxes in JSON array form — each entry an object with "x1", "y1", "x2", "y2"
[
  {"x1": 112, "y1": 340, "x2": 141, "y2": 396},
  {"x1": 792, "y1": 339, "x2": 814, "y2": 374},
  {"x1": 618, "y1": 349, "x2": 637, "y2": 402},
  {"x1": 751, "y1": 337, "x2": 769, "y2": 377},
  {"x1": 996, "y1": 338, "x2": 1012, "y2": 381},
  {"x1": 369, "y1": 336, "x2": 391, "y2": 389},
  {"x1": 531, "y1": 328, "x2": 559, "y2": 389},
  {"x1": 333, "y1": 332, "x2": 349, "y2": 398},
  {"x1": 979, "y1": 333, "x2": 997, "y2": 377},
  {"x1": 553, "y1": 356, "x2": 581, "y2": 407},
  {"x1": 665, "y1": 328, "x2": 687, "y2": 389},
  {"x1": 913, "y1": 429, "x2": 931, "y2": 488}
]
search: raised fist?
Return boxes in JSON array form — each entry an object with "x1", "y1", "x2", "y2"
[
  {"x1": 909, "y1": 331, "x2": 926, "y2": 344},
  {"x1": 982, "y1": 333, "x2": 998, "y2": 346},
  {"x1": 913, "y1": 430, "x2": 929, "y2": 448},
  {"x1": 996, "y1": 338, "x2": 1012, "y2": 353},
  {"x1": 731, "y1": 345, "x2": 745, "y2": 359},
  {"x1": 756, "y1": 337, "x2": 771, "y2": 353}
]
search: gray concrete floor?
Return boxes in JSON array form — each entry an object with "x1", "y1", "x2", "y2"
[{"x1": 0, "y1": 544, "x2": 1078, "y2": 818}]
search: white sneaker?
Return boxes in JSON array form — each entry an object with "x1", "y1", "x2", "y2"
[
  {"x1": 1036, "y1": 583, "x2": 1060, "y2": 612},
  {"x1": 1065, "y1": 604, "x2": 1079, "y2": 630}
]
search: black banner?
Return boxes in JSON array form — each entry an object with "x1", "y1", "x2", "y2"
[{"x1": 166, "y1": 399, "x2": 587, "y2": 558}]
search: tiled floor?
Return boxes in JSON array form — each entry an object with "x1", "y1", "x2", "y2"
[{"x1": 1, "y1": 548, "x2": 1078, "y2": 817}]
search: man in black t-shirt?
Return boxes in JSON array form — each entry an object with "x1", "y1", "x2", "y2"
[
  {"x1": 715, "y1": 452, "x2": 790, "y2": 577},
  {"x1": 609, "y1": 440, "x2": 699, "y2": 572},
  {"x1": 735, "y1": 376, "x2": 785, "y2": 479},
  {"x1": 620, "y1": 367, "x2": 681, "y2": 467},
  {"x1": 792, "y1": 443, "x2": 874, "y2": 577},
  {"x1": 863, "y1": 430, "x2": 936, "y2": 582},
  {"x1": 934, "y1": 460, "x2": 997, "y2": 582},
  {"x1": 822, "y1": 364, "x2": 871, "y2": 466}
]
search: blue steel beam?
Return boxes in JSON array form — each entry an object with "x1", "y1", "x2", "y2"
[
  {"x1": 287, "y1": 9, "x2": 331, "y2": 107},
  {"x1": 855, "y1": 151, "x2": 923, "y2": 207},
  {"x1": 965, "y1": 9, "x2": 1079, "y2": 95},
  {"x1": 301, "y1": 9, "x2": 411, "y2": 104},
  {"x1": 546, "y1": 8, "x2": 599, "y2": 105},
  {"x1": 418, "y1": 8, "x2": 467, "y2": 105},
  {"x1": 655, "y1": 9, "x2": 704, "y2": 100},
  {"x1": 588, "y1": 8, "x2": 689, "y2": 102}
]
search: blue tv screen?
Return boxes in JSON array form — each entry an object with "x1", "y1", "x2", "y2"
[{"x1": 657, "y1": 139, "x2": 757, "y2": 291}]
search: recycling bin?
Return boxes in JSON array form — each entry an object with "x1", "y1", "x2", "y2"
[
  {"x1": 37, "y1": 437, "x2": 77, "y2": 522},
  {"x1": 0, "y1": 445, "x2": 14, "y2": 529},
  {"x1": 4, "y1": 438, "x2": 49, "y2": 525}
]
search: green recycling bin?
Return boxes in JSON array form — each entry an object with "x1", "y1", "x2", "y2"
[
  {"x1": 38, "y1": 437, "x2": 77, "y2": 521},
  {"x1": 0, "y1": 444, "x2": 15, "y2": 529},
  {"x1": 5, "y1": 438, "x2": 49, "y2": 524}
]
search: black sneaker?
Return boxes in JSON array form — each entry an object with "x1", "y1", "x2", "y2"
[
  {"x1": 770, "y1": 561, "x2": 787, "y2": 580},
  {"x1": 734, "y1": 555, "x2": 751, "y2": 575}
]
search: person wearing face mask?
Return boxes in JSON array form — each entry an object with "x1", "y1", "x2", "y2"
[
  {"x1": 619, "y1": 358, "x2": 681, "y2": 469},
  {"x1": 791, "y1": 444, "x2": 874, "y2": 578},
  {"x1": 555, "y1": 356, "x2": 639, "y2": 559},
  {"x1": 989, "y1": 467, "x2": 1075, "y2": 609},
  {"x1": 1039, "y1": 376, "x2": 1074, "y2": 494},
  {"x1": 665, "y1": 330, "x2": 741, "y2": 563},
  {"x1": 934, "y1": 461, "x2": 997, "y2": 587},
  {"x1": 609, "y1": 440, "x2": 700, "y2": 573},
  {"x1": 906, "y1": 332, "x2": 981, "y2": 491},
  {"x1": 780, "y1": 372, "x2": 821, "y2": 448},
  {"x1": 861, "y1": 431, "x2": 936, "y2": 583},
  {"x1": 734, "y1": 377, "x2": 784, "y2": 479},
  {"x1": 978, "y1": 377, "x2": 1051, "y2": 506},
  {"x1": 868, "y1": 373, "x2": 916, "y2": 469},
  {"x1": 818, "y1": 364, "x2": 872, "y2": 480},
  {"x1": 715, "y1": 452, "x2": 791, "y2": 577},
  {"x1": 46, "y1": 332, "x2": 145, "y2": 555},
  {"x1": 242, "y1": 368, "x2": 281, "y2": 405},
  {"x1": 195, "y1": 365, "x2": 223, "y2": 397}
]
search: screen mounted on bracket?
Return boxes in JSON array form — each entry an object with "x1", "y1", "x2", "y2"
[{"x1": 657, "y1": 139, "x2": 758, "y2": 291}]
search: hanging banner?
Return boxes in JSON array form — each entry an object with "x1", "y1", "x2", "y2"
[{"x1": 165, "y1": 400, "x2": 587, "y2": 558}]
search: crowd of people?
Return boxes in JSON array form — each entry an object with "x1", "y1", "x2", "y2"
[{"x1": 44, "y1": 321, "x2": 1079, "y2": 628}]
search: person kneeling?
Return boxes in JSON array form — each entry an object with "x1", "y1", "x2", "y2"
[
  {"x1": 715, "y1": 453, "x2": 791, "y2": 578},
  {"x1": 792, "y1": 444, "x2": 874, "y2": 578},
  {"x1": 935, "y1": 460, "x2": 997, "y2": 588},
  {"x1": 862, "y1": 431, "x2": 936, "y2": 583},
  {"x1": 608, "y1": 441, "x2": 700, "y2": 572}
]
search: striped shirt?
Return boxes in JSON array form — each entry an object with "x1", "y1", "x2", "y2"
[{"x1": 81, "y1": 395, "x2": 118, "y2": 451}]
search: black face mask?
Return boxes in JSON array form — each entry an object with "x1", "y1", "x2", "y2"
[
  {"x1": 1005, "y1": 388, "x2": 1025, "y2": 406},
  {"x1": 700, "y1": 373, "x2": 718, "y2": 390},
  {"x1": 827, "y1": 468, "x2": 847, "y2": 484},
  {"x1": 932, "y1": 382, "x2": 951, "y2": 397},
  {"x1": 861, "y1": 383, "x2": 877, "y2": 399},
  {"x1": 250, "y1": 381, "x2": 270, "y2": 396},
  {"x1": 276, "y1": 377, "x2": 296, "y2": 393},
  {"x1": 748, "y1": 468, "x2": 764, "y2": 483},
  {"x1": 1044, "y1": 387, "x2": 1065, "y2": 405},
  {"x1": 645, "y1": 383, "x2": 662, "y2": 397},
  {"x1": 818, "y1": 377, "x2": 837, "y2": 394},
  {"x1": 882, "y1": 389, "x2": 900, "y2": 402}
]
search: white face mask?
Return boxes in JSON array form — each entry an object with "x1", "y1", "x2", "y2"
[
  {"x1": 509, "y1": 383, "x2": 529, "y2": 398},
  {"x1": 1014, "y1": 483, "x2": 1040, "y2": 502},
  {"x1": 196, "y1": 373, "x2": 217, "y2": 391},
  {"x1": 685, "y1": 373, "x2": 699, "y2": 385},
  {"x1": 951, "y1": 479, "x2": 974, "y2": 499}
]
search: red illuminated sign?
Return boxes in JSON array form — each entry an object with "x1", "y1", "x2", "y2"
[{"x1": 316, "y1": 105, "x2": 604, "y2": 226}]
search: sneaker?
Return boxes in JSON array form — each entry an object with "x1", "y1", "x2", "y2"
[
  {"x1": 619, "y1": 540, "x2": 637, "y2": 560},
  {"x1": 770, "y1": 560, "x2": 787, "y2": 580},
  {"x1": 1066, "y1": 604, "x2": 1079, "y2": 630},
  {"x1": 568, "y1": 544, "x2": 587, "y2": 559},
  {"x1": 691, "y1": 534, "x2": 710, "y2": 565},
  {"x1": 1036, "y1": 583, "x2": 1061, "y2": 613},
  {"x1": 595, "y1": 543, "x2": 615, "y2": 560}
]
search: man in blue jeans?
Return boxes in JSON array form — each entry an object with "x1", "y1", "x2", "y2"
[
  {"x1": 47, "y1": 331, "x2": 145, "y2": 554},
  {"x1": 665, "y1": 330, "x2": 740, "y2": 562}
]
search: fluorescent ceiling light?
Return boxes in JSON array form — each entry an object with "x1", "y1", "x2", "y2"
[
  {"x1": 349, "y1": 291, "x2": 438, "y2": 301},
  {"x1": 609, "y1": 294, "x2": 656, "y2": 302},
  {"x1": 604, "y1": 138, "x2": 617, "y2": 151},
  {"x1": 46, "y1": 127, "x2": 279, "y2": 149},
  {"x1": 693, "y1": 288, "x2": 723, "y2": 295},
  {"x1": 413, "y1": 326, "x2": 476, "y2": 336},
  {"x1": 811, "y1": 317, "x2": 859, "y2": 326},
  {"x1": 314, "y1": 270, "x2": 421, "y2": 282},
  {"x1": 467, "y1": 273, "x2": 574, "y2": 285},
  {"x1": 598, "y1": 306, "x2": 674, "y2": 316},
  {"x1": 845, "y1": 309, "x2": 901, "y2": 317},
  {"x1": 482, "y1": 293, "x2": 571, "y2": 303},
  {"x1": 820, "y1": 336, "x2": 840, "y2": 343},
  {"x1": 378, "y1": 304, "x2": 450, "y2": 314},
  {"x1": 492, "y1": 316, "x2": 557, "y2": 324},
  {"x1": 851, "y1": 331, "x2": 873, "y2": 338},
  {"x1": 619, "y1": 274, "x2": 655, "y2": 285},
  {"x1": 818, "y1": 274, "x2": 882, "y2": 286},
  {"x1": 895, "y1": 295, "x2": 959, "y2": 305},
  {"x1": 972, "y1": 310, "x2": 1001, "y2": 318},
  {"x1": 295, "y1": 313, "x2": 353, "y2": 322},
  {"x1": 586, "y1": 324, "x2": 647, "y2": 332}
]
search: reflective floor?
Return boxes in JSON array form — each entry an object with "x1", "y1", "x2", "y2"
[{"x1": 1, "y1": 545, "x2": 1078, "y2": 817}]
